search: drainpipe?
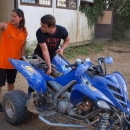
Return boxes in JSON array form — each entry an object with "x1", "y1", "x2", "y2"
[
  {"x1": 76, "y1": 0, "x2": 80, "y2": 43},
  {"x1": 52, "y1": 0, "x2": 56, "y2": 16}
]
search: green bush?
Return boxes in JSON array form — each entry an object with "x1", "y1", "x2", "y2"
[{"x1": 25, "y1": 40, "x2": 37, "y2": 56}]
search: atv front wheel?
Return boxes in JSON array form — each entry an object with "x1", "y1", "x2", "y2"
[{"x1": 2, "y1": 90, "x2": 30, "y2": 125}]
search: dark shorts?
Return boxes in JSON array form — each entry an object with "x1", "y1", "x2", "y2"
[{"x1": 0, "y1": 68, "x2": 17, "y2": 87}]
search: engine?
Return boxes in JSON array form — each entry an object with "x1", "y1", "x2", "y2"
[
  {"x1": 58, "y1": 92, "x2": 93, "y2": 115},
  {"x1": 58, "y1": 92, "x2": 73, "y2": 113}
]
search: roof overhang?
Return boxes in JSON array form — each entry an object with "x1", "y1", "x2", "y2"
[{"x1": 81, "y1": 0, "x2": 94, "y2": 3}]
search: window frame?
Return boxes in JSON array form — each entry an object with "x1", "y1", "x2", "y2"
[
  {"x1": 56, "y1": 0, "x2": 77, "y2": 10},
  {"x1": 20, "y1": 0, "x2": 37, "y2": 6},
  {"x1": 20, "y1": 0, "x2": 52, "y2": 7}
]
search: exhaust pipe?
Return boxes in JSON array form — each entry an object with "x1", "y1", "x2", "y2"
[{"x1": 38, "y1": 115, "x2": 87, "y2": 128}]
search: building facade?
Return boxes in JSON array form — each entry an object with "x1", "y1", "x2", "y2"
[{"x1": 0, "y1": 0, "x2": 92, "y2": 44}]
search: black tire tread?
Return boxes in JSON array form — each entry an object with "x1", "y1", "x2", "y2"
[{"x1": 2, "y1": 90, "x2": 30, "y2": 125}]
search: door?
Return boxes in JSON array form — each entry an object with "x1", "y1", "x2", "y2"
[{"x1": 95, "y1": 10, "x2": 113, "y2": 40}]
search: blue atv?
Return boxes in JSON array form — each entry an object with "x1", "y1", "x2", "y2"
[{"x1": 2, "y1": 54, "x2": 130, "y2": 130}]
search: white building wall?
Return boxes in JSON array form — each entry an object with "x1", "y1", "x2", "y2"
[{"x1": 18, "y1": 0, "x2": 91, "y2": 44}]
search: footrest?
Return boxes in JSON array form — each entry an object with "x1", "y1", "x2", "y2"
[{"x1": 38, "y1": 115, "x2": 87, "y2": 128}]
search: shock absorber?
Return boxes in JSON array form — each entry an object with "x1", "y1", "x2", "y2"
[{"x1": 98, "y1": 112, "x2": 110, "y2": 130}]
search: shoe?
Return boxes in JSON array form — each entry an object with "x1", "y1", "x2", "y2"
[
  {"x1": 0, "y1": 102, "x2": 3, "y2": 112},
  {"x1": 28, "y1": 86, "x2": 34, "y2": 96}
]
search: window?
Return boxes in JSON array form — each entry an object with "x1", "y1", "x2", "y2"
[
  {"x1": 56, "y1": 0, "x2": 77, "y2": 10},
  {"x1": 21, "y1": 0, "x2": 36, "y2": 4},
  {"x1": 39, "y1": 0, "x2": 51, "y2": 6},
  {"x1": 21, "y1": 0, "x2": 52, "y2": 7},
  {"x1": 80, "y1": 0, "x2": 94, "y2": 9}
]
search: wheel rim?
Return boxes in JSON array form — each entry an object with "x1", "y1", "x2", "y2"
[{"x1": 5, "y1": 100, "x2": 15, "y2": 118}]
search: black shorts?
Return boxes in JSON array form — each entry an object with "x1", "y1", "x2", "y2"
[{"x1": 0, "y1": 68, "x2": 17, "y2": 86}]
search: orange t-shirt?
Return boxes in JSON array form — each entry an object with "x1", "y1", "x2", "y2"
[{"x1": 0, "y1": 23, "x2": 27, "y2": 69}]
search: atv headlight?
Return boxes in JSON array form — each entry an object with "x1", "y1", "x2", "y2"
[
  {"x1": 97, "y1": 100, "x2": 111, "y2": 110},
  {"x1": 105, "y1": 56, "x2": 113, "y2": 65}
]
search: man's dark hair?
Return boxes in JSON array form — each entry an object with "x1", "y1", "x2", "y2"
[{"x1": 41, "y1": 14, "x2": 56, "y2": 27}]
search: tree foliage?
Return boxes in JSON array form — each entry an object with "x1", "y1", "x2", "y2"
[
  {"x1": 79, "y1": 0, "x2": 105, "y2": 29},
  {"x1": 105, "y1": 0, "x2": 130, "y2": 40},
  {"x1": 79, "y1": 0, "x2": 130, "y2": 40}
]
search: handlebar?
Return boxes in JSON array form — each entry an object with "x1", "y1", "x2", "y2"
[
  {"x1": 65, "y1": 60, "x2": 86, "y2": 68},
  {"x1": 97, "y1": 56, "x2": 113, "y2": 76}
]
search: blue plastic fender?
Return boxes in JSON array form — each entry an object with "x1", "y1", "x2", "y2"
[
  {"x1": 70, "y1": 84, "x2": 114, "y2": 106},
  {"x1": 52, "y1": 54, "x2": 71, "y2": 75},
  {"x1": 93, "y1": 73, "x2": 129, "y2": 114},
  {"x1": 9, "y1": 58, "x2": 47, "y2": 94}
]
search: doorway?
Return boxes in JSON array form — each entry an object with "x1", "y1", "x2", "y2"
[{"x1": 95, "y1": 10, "x2": 113, "y2": 40}]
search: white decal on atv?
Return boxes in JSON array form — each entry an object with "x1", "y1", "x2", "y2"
[
  {"x1": 88, "y1": 85, "x2": 97, "y2": 91},
  {"x1": 25, "y1": 66, "x2": 35, "y2": 74}
]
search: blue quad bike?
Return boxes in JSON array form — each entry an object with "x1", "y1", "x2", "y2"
[{"x1": 2, "y1": 54, "x2": 130, "y2": 130}]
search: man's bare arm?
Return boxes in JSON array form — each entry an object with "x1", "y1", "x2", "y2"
[
  {"x1": 56, "y1": 36, "x2": 70, "y2": 55},
  {"x1": 61, "y1": 36, "x2": 70, "y2": 50},
  {"x1": 39, "y1": 43, "x2": 52, "y2": 75}
]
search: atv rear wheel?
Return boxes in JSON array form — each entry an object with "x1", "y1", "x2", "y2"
[{"x1": 2, "y1": 90, "x2": 30, "y2": 125}]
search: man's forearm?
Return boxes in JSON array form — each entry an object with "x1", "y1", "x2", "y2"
[
  {"x1": 42, "y1": 51, "x2": 51, "y2": 69},
  {"x1": 61, "y1": 36, "x2": 70, "y2": 50}
]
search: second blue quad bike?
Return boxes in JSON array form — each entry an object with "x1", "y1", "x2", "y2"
[{"x1": 2, "y1": 54, "x2": 130, "y2": 130}]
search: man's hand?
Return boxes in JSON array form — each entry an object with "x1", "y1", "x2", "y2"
[
  {"x1": 46, "y1": 67, "x2": 52, "y2": 75},
  {"x1": 56, "y1": 48, "x2": 64, "y2": 55}
]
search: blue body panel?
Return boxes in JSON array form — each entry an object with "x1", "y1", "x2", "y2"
[
  {"x1": 9, "y1": 55, "x2": 130, "y2": 115},
  {"x1": 52, "y1": 55, "x2": 71, "y2": 75},
  {"x1": 92, "y1": 72, "x2": 129, "y2": 114},
  {"x1": 70, "y1": 84, "x2": 114, "y2": 106},
  {"x1": 9, "y1": 58, "x2": 47, "y2": 94}
]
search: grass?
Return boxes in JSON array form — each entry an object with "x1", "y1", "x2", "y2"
[
  {"x1": 64, "y1": 42, "x2": 107, "y2": 60},
  {"x1": 25, "y1": 40, "x2": 130, "y2": 59},
  {"x1": 64, "y1": 40, "x2": 130, "y2": 60}
]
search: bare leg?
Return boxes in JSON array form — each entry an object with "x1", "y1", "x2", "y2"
[
  {"x1": 0, "y1": 87, "x2": 1, "y2": 94},
  {"x1": 0, "y1": 87, "x2": 2, "y2": 102},
  {"x1": 0, "y1": 87, "x2": 3, "y2": 112},
  {"x1": 7, "y1": 83, "x2": 14, "y2": 92}
]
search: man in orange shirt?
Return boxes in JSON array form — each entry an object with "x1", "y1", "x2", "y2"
[{"x1": 0, "y1": 9, "x2": 27, "y2": 112}]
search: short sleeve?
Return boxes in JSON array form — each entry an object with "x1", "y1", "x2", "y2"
[
  {"x1": 36, "y1": 29, "x2": 46, "y2": 44},
  {"x1": 60, "y1": 26, "x2": 68, "y2": 40}
]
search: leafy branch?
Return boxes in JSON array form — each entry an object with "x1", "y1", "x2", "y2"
[{"x1": 79, "y1": 0, "x2": 105, "y2": 29}]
